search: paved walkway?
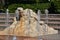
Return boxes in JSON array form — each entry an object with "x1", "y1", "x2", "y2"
[{"x1": 41, "y1": 34, "x2": 60, "y2": 40}]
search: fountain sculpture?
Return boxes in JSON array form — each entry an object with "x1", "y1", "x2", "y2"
[{"x1": 0, "y1": 7, "x2": 58, "y2": 37}]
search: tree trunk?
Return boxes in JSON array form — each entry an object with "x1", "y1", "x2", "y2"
[{"x1": 1, "y1": 0, "x2": 5, "y2": 6}]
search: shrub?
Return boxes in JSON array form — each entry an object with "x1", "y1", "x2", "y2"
[
  {"x1": 8, "y1": 4, "x2": 20, "y2": 13},
  {"x1": 8, "y1": 3, "x2": 50, "y2": 13}
]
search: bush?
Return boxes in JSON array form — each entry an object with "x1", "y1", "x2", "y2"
[
  {"x1": 8, "y1": 4, "x2": 20, "y2": 13},
  {"x1": 8, "y1": 3, "x2": 50, "y2": 13}
]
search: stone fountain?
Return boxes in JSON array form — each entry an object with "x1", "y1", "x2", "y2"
[{"x1": 0, "y1": 8, "x2": 58, "y2": 37}]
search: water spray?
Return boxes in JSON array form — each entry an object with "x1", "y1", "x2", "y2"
[
  {"x1": 6, "y1": 9, "x2": 10, "y2": 40},
  {"x1": 37, "y1": 10, "x2": 43, "y2": 40}
]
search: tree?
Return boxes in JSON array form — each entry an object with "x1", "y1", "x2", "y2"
[
  {"x1": 0, "y1": 0, "x2": 5, "y2": 9},
  {"x1": 40, "y1": 0, "x2": 49, "y2": 3},
  {"x1": 0, "y1": 0, "x2": 5, "y2": 13},
  {"x1": 48, "y1": 2, "x2": 57, "y2": 13}
]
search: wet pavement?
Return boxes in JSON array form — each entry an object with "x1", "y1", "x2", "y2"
[{"x1": 0, "y1": 34, "x2": 60, "y2": 40}]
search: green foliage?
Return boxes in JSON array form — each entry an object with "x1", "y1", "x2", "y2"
[
  {"x1": 48, "y1": 2, "x2": 57, "y2": 13},
  {"x1": 56, "y1": 2, "x2": 60, "y2": 13},
  {"x1": 1, "y1": 0, "x2": 60, "y2": 14},
  {"x1": 8, "y1": 3, "x2": 50, "y2": 13},
  {"x1": 48, "y1": 1, "x2": 60, "y2": 14},
  {"x1": 40, "y1": 0, "x2": 49, "y2": 3},
  {"x1": 55, "y1": 1, "x2": 60, "y2": 9},
  {"x1": 8, "y1": 4, "x2": 21, "y2": 13}
]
